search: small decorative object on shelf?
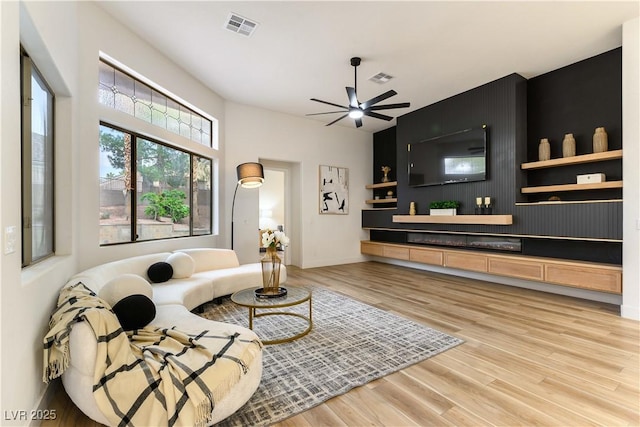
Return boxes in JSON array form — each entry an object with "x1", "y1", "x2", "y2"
[
  {"x1": 474, "y1": 197, "x2": 483, "y2": 215},
  {"x1": 386, "y1": 190, "x2": 394, "y2": 199},
  {"x1": 409, "y1": 201, "x2": 416, "y2": 215},
  {"x1": 258, "y1": 229, "x2": 289, "y2": 298},
  {"x1": 593, "y1": 127, "x2": 608, "y2": 153},
  {"x1": 577, "y1": 173, "x2": 606, "y2": 184},
  {"x1": 381, "y1": 166, "x2": 391, "y2": 183},
  {"x1": 562, "y1": 133, "x2": 576, "y2": 157},
  {"x1": 538, "y1": 138, "x2": 551, "y2": 161},
  {"x1": 429, "y1": 200, "x2": 460, "y2": 216},
  {"x1": 482, "y1": 196, "x2": 492, "y2": 215}
]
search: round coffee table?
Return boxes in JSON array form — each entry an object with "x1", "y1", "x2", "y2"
[{"x1": 231, "y1": 286, "x2": 312, "y2": 345}]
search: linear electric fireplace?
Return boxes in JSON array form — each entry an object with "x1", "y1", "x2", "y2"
[{"x1": 407, "y1": 232, "x2": 522, "y2": 253}]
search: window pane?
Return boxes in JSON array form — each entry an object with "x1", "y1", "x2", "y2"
[
  {"x1": 137, "y1": 139, "x2": 190, "y2": 241},
  {"x1": 98, "y1": 61, "x2": 115, "y2": 107},
  {"x1": 99, "y1": 125, "x2": 132, "y2": 244},
  {"x1": 114, "y1": 69, "x2": 134, "y2": 115},
  {"x1": 98, "y1": 59, "x2": 214, "y2": 147},
  {"x1": 30, "y1": 71, "x2": 54, "y2": 261},
  {"x1": 192, "y1": 156, "x2": 211, "y2": 235}
]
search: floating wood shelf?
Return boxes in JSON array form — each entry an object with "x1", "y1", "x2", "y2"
[
  {"x1": 521, "y1": 149, "x2": 622, "y2": 170},
  {"x1": 521, "y1": 181, "x2": 623, "y2": 194},
  {"x1": 365, "y1": 181, "x2": 398, "y2": 189},
  {"x1": 515, "y1": 199, "x2": 623, "y2": 206},
  {"x1": 362, "y1": 207, "x2": 398, "y2": 211},
  {"x1": 366, "y1": 198, "x2": 397, "y2": 204},
  {"x1": 392, "y1": 214, "x2": 513, "y2": 225}
]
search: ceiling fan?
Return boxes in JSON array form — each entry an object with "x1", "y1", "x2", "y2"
[{"x1": 307, "y1": 57, "x2": 410, "y2": 128}]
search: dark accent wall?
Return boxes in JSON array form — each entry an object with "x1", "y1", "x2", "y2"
[
  {"x1": 363, "y1": 50, "x2": 623, "y2": 263},
  {"x1": 527, "y1": 48, "x2": 622, "y2": 161},
  {"x1": 373, "y1": 127, "x2": 397, "y2": 183},
  {"x1": 396, "y1": 73, "x2": 527, "y2": 215}
]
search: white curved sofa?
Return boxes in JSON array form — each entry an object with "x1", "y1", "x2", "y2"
[{"x1": 60, "y1": 248, "x2": 286, "y2": 426}]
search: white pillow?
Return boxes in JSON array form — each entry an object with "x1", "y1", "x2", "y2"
[
  {"x1": 167, "y1": 252, "x2": 195, "y2": 279},
  {"x1": 99, "y1": 274, "x2": 152, "y2": 307}
]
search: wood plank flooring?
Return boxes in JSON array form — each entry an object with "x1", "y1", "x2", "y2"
[{"x1": 42, "y1": 261, "x2": 640, "y2": 426}]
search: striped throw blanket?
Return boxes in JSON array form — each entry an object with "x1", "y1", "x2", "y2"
[{"x1": 44, "y1": 282, "x2": 262, "y2": 427}]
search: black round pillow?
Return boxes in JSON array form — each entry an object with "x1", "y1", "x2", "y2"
[
  {"x1": 147, "y1": 261, "x2": 173, "y2": 283},
  {"x1": 112, "y1": 295, "x2": 156, "y2": 331},
  {"x1": 98, "y1": 274, "x2": 156, "y2": 331}
]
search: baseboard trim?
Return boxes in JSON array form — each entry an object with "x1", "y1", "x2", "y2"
[
  {"x1": 301, "y1": 256, "x2": 367, "y2": 269},
  {"x1": 621, "y1": 304, "x2": 640, "y2": 320},
  {"x1": 30, "y1": 379, "x2": 61, "y2": 427}
]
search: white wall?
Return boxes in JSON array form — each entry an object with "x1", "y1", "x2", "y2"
[
  {"x1": 225, "y1": 102, "x2": 372, "y2": 267},
  {"x1": 622, "y1": 17, "x2": 640, "y2": 320},
  {"x1": 1, "y1": 1, "x2": 230, "y2": 420},
  {"x1": 74, "y1": 2, "x2": 227, "y2": 272},
  {"x1": 1, "y1": 2, "x2": 78, "y2": 421}
]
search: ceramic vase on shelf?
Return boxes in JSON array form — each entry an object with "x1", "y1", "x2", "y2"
[
  {"x1": 593, "y1": 127, "x2": 608, "y2": 153},
  {"x1": 538, "y1": 138, "x2": 551, "y2": 161},
  {"x1": 562, "y1": 133, "x2": 576, "y2": 158},
  {"x1": 409, "y1": 202, "x2": 416, "y2": 215},
  {"x1": 260, "y1": 247, "x2": 282, "y2": 295}
]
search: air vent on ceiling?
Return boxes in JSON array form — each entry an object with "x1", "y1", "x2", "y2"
[
  {"x1": 225, "y1": 13, "x2": 258, "y2": 37},
  {"x1": 369, "y1": 72, "x2": 394, "y2": 84}
]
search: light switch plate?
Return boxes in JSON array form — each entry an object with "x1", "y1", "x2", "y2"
[{"x1": 4, "y1": 226, "x2": 17, "y2": 254}]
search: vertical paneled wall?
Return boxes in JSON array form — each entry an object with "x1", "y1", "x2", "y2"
[
  {"x1": 364, "y1": 50, "x2": 624, "y2": 261},
  {"x1": 396, "y1": 73, "x2": 527, "y2": 218}
]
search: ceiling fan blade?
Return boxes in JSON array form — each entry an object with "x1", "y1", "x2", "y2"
[
  {"x1": 369, "y1": 102, "x2": 410, "y2": 111},
  {"x1": 346, "y1": 87, "x2": 358, "y2": 108},
  {"x1": 360, "y1": 90, "x2": 397, "y2": 110},
  {"x1": 355, "y1": 118, "x2": 363, "y2": 128},
  {"x1": 326, "y1": 114, "x2": 349, "y2": 126},
  {"x1": 310, "y1": 98, "x2": 349, "y2": 110},
  {"x1": 364, "y1": 111, "x2": 393, "y2": 121},
  {"x1": 306, "y1": 111, "x2": 348, "y2": 116}
]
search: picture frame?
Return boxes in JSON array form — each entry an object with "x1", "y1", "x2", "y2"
[{"x1": 319, "y1": 165, "x2": 349, "y2": 214}]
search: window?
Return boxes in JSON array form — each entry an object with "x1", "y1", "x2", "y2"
[
  {"x1": 21, "y1": 49, "x2": 54, "y2": 266},
  {"x1": 98, "y1": 59, "x2": 214, "y2": 147},
  {"x1": 99, "y1": 123, "x2": 212, "y2": 245}
]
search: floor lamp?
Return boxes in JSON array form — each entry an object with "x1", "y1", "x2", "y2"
[{"x1": 231, "y1": 162, "x2": 264, "y2": 250}]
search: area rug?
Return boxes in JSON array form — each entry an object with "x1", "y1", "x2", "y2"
[{"x1": 197, "y1": 286, "x2": 463, "y2": 426}]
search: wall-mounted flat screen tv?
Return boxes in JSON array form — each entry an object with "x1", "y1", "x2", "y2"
[{"x1": 408, "y1": 125, "x2": 487, "y2": 187}]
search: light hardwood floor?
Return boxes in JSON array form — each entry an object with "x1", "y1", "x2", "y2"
[{"x1": 43, "y1": 261, "x2": 640, "y2": 426}]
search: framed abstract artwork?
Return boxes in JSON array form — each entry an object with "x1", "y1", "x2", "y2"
[{"x1": 319, "y1": 165, "x2": 349, "y2": 214}]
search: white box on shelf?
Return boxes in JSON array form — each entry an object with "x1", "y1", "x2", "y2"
[
  {"x1": 577, "y1": 173, "x2": 606, "y2": 184},
  {"x1": 429, "y1": 208, "x2": 457, "y2": 216}
]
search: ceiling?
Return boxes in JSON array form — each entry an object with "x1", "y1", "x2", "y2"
[{"x1": 96, "y1": 1, "x2": 638, "y2": 133}]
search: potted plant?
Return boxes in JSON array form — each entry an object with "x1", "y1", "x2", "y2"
[{"x1": 429, "y1": 200, "x2": 460, "y2": 216}]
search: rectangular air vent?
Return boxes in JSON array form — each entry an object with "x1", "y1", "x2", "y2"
[
  {"x1": 369, "y1": 72, "x2": 393, "y2": 84},
  {"x1": 225, "y1": 13, "x2": 258, "y2": 37}
]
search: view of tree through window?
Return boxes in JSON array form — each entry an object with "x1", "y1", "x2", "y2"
[{"x1": 99, "y1": 124, "x2": 212, "y2": 244}]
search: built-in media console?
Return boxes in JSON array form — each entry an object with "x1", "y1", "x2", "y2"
[{"x1": 361, "y1": 240, "x2": 622, "y2": 295}]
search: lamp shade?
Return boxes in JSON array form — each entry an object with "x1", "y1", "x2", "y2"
[{"x1": 236, "y1": 162, "x2": 264, "y2": 188}]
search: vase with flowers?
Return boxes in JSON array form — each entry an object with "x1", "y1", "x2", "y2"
[{"x1": 258, "y1": 229, "x2": 289, "y2": 298}]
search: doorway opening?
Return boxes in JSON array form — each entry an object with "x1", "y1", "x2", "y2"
[{"x1": 258, "y1": 159, "x2": 301, "y2": 266}]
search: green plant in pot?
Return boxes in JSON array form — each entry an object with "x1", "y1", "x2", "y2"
[{"x1": 429, "y1": 200, "x2": 460, "y2": 216}]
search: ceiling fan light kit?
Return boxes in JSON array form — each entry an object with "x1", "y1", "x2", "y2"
[{"x1": 308, "y1": 57, "x2": 410, "y2": 128}]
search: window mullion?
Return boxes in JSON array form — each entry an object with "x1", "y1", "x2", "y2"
[
  {"x1": 21, "y1": 55, "x2": 33, "y2": 266},
  {"x1": 129, "y1": 133, "x2": 137, "y2": 242}
]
